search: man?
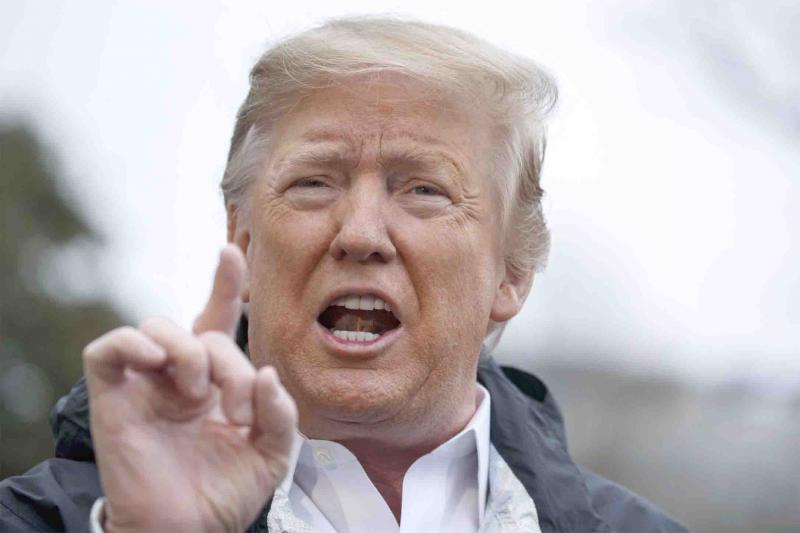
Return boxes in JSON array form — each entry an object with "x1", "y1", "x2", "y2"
[{"x1": 0, "y1": 17, "x2": 689, "y2": 532}]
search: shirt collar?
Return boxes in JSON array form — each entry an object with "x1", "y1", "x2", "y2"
[
  {"x1": 279, "y1": 384, "x2": 492, "y2": 520},
  {"x1": 474, "y1": 383, "x2": 492, "y2": 521}
]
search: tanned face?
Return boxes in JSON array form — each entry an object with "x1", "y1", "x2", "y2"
[{"x1": 230, "y1": 78, "x2": 527, "y2": 448}]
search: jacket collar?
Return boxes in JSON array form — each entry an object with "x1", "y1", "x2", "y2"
[{"x1": 478, "y1": 354, "x2": 610, "y2": 533}]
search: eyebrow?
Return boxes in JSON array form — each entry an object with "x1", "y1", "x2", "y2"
[
  {"x1": 273, "y1": 128, "x2": 465, "y2": 176},
  {"x1": 377, "y1": 146, "x2": 463, "y2": 178},
  {"x1": 272, "y1": 137, "x2": 361, "y2": 176},
  {"x1": 377, "y1": 130, "x2": 464, "y2": 174}
]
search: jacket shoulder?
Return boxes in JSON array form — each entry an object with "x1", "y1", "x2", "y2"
[
  {"x1": 579, "y1": 467, "x2": 691, "y2": 533},
  {"x1": 482, "y1": 358, "x2": 691, "y2": 533},
  {"x1": 0, "y1": 458, "x2": 100, "y2": 532}
]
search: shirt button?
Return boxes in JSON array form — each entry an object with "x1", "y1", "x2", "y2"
[{"x1": 314, "y1": 448, "x2": 334, "y2": 466}]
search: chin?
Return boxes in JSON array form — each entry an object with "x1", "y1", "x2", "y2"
[{"x1": 292, "y1": 366, "x2": 416, "y2": 430}]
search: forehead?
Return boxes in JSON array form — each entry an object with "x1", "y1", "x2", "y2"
[{"x1": 268, "y1": 79, "x2": 493, "y2": 172}]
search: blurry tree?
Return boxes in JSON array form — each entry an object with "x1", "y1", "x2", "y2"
[{"x1": 0, "y1": 120, "x2": 127, "y2": 477}]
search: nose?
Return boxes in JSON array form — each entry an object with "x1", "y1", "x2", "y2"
[{"x1": 329, "y1": 182, "x2": 396, "y2": 264}]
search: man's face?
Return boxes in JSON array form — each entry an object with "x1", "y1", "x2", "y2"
[{"x1": 234, "y1": 79, "x2": 524, "y2": 444}]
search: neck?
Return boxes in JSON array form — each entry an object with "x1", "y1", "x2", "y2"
[
  {"x1": 336, "y1": 440, "x2": 427, "y2": 522},
  {"x1": 336, "y1": 390, "x2": 479, "y2": 523}
]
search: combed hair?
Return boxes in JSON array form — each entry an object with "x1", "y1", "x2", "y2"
[{"x1": 221, "y1": 16, "x2": 557, "y2": 346}]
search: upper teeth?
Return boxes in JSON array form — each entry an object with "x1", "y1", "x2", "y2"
[{"x1": 332, "y1": 294, "x2": 390, "y2": 312}]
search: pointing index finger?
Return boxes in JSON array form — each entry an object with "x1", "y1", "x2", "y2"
[{"x1": 193, "y1": 244, "x2": 247, "y2": 337}]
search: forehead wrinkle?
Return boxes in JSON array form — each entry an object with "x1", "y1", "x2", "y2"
[
  {"x1": 273, "y1": 141, "x2": 361, "y2": 175},
  {"x1": 377, "y1": 131, "x2": 466, "y2": 177},
  {"x1": 299, "y1": 126, "x2": 358, "y2": 145}
]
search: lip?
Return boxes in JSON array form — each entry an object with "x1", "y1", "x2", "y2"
[
  {"x1": 315, "y1": 321, "x2": 403, "y2": 358},
  {"x1": 316, "y1": 286, "x2": 403, "y2": 323}
]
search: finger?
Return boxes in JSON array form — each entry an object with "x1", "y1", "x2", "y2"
[
  {"x1": 198, "y1": 331, "x2": 256, "y2": 425},
  {"x1": 193, "y1": 244, "x2": 247, "y2": 337},
  {"x1": 140, "y1": 317, "x2": 209, "y2": 400},
  {"x1": 83, "y1": 326, "x2": 167, "y2": 385},
  {"x1": 251, "y1": 366, "x2": 297, "y2": 456}
]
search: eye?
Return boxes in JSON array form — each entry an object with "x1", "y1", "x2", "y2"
[
  {"x1": 294, "y1": 177, "x2": 329, "y2": 188},
  {"x1": 396, "y1": 179, "x2": 452, "y2": 217},
  {"x1": 411, "y1": 185, "x2": 443, "y2": 196},
  {"x1": 284, "y1": 175, "x2": 338, "y2": 209}
]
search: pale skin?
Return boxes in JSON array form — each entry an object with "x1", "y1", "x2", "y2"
[{"x1": 84, "y1": 78, "x2": 532, "y2": 531}]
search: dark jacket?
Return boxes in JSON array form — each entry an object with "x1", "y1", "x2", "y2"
[{"x1": 0, "y1": 344, "x2": 690, "y2": 532}]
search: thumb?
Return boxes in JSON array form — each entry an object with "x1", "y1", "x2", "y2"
[{"x1": 193, "y1": 244, "x2": 247, "y2": 337}]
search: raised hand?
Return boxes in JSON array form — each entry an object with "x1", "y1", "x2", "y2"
[{"x1": 83, "y1": 244, "x2": 297, "y2": 533}]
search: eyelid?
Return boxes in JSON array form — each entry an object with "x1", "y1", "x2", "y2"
[
  {"x1": 405, "y1": 179, "x2": 449, "y2": 198},
  {"x1": 293, "y1": 176, "x2": 332, "y2": 188},
  {"x1": 414, "y1": 185, "x2": 441, "y2": 196}
]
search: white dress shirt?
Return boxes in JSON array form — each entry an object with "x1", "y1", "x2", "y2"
[{"x1": 281, "y1": 384, "x2": 491, "y2": 532}]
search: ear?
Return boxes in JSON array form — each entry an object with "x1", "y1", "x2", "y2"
[
  {"x1": 489, "y1": 265, "x2": 534, "y2": 322},
  {"x1": 227, "y1": 202, "x2": 252, "y2": 303}
]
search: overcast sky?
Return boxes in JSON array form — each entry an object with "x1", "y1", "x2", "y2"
[{"x1": 2, "y1": 1, "x2": 798, "y2": 387}]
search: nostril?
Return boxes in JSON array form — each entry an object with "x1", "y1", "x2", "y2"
[
  {"x1": 330, "y1": 245, "x2": 347, "y2": 261},
  {"x1": 360, "y1": 251, "x2": 388, "y2": 264}
]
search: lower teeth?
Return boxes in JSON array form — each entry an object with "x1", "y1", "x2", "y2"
[{"x1": 332, "y1": 330, "x2": 379, "y2": 342}]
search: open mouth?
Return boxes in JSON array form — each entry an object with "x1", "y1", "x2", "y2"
[{"x1": 317, "y1": 294, "x2": 401, "y2": 342}]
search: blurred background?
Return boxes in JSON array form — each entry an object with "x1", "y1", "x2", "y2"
[{"x1": 1, "y1": 1, "x2": 797, "y2": 531}]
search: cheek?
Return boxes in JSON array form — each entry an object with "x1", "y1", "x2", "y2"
[
  {"x1": 249, "y1": 196, "x2": 333, "y2": 292},
  {"x1": 398, "y1": 216, "x2": 498, "y2": 342},
  {"x1": 246, "y1": 202, "x2": 335, "y2": 359}
]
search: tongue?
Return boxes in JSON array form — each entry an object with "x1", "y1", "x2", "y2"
[{"x1": 319, "y1": 307, "x2": 399, "y2": 334}]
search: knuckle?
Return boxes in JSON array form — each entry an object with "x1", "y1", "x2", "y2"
[
  {"x1": 172, "y1": 336, "x2": 207, "y2": 368},
  {"x1": 116, "y1": 325, "x2": 140, "y2": 339},
  {"x1": 111, "y1": 326, "x2": 142, "y2": 351},
  {"x1": 82, "y1": 326, "x2": 137, "y2": 362}
]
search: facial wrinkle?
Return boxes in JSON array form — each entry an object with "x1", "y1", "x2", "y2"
[
  {"x1": 380, "y1": 133, "x2": 471, "y2": 180},
  {"x1": 300, "y1": 126, "x2": 357, "y2": 145},
  {"x1": 377, "y1": 146, "x2": 458, "y2": 180},
  {"x1": 273, "y1": 146, "x2": 357, "y2": 179}
]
